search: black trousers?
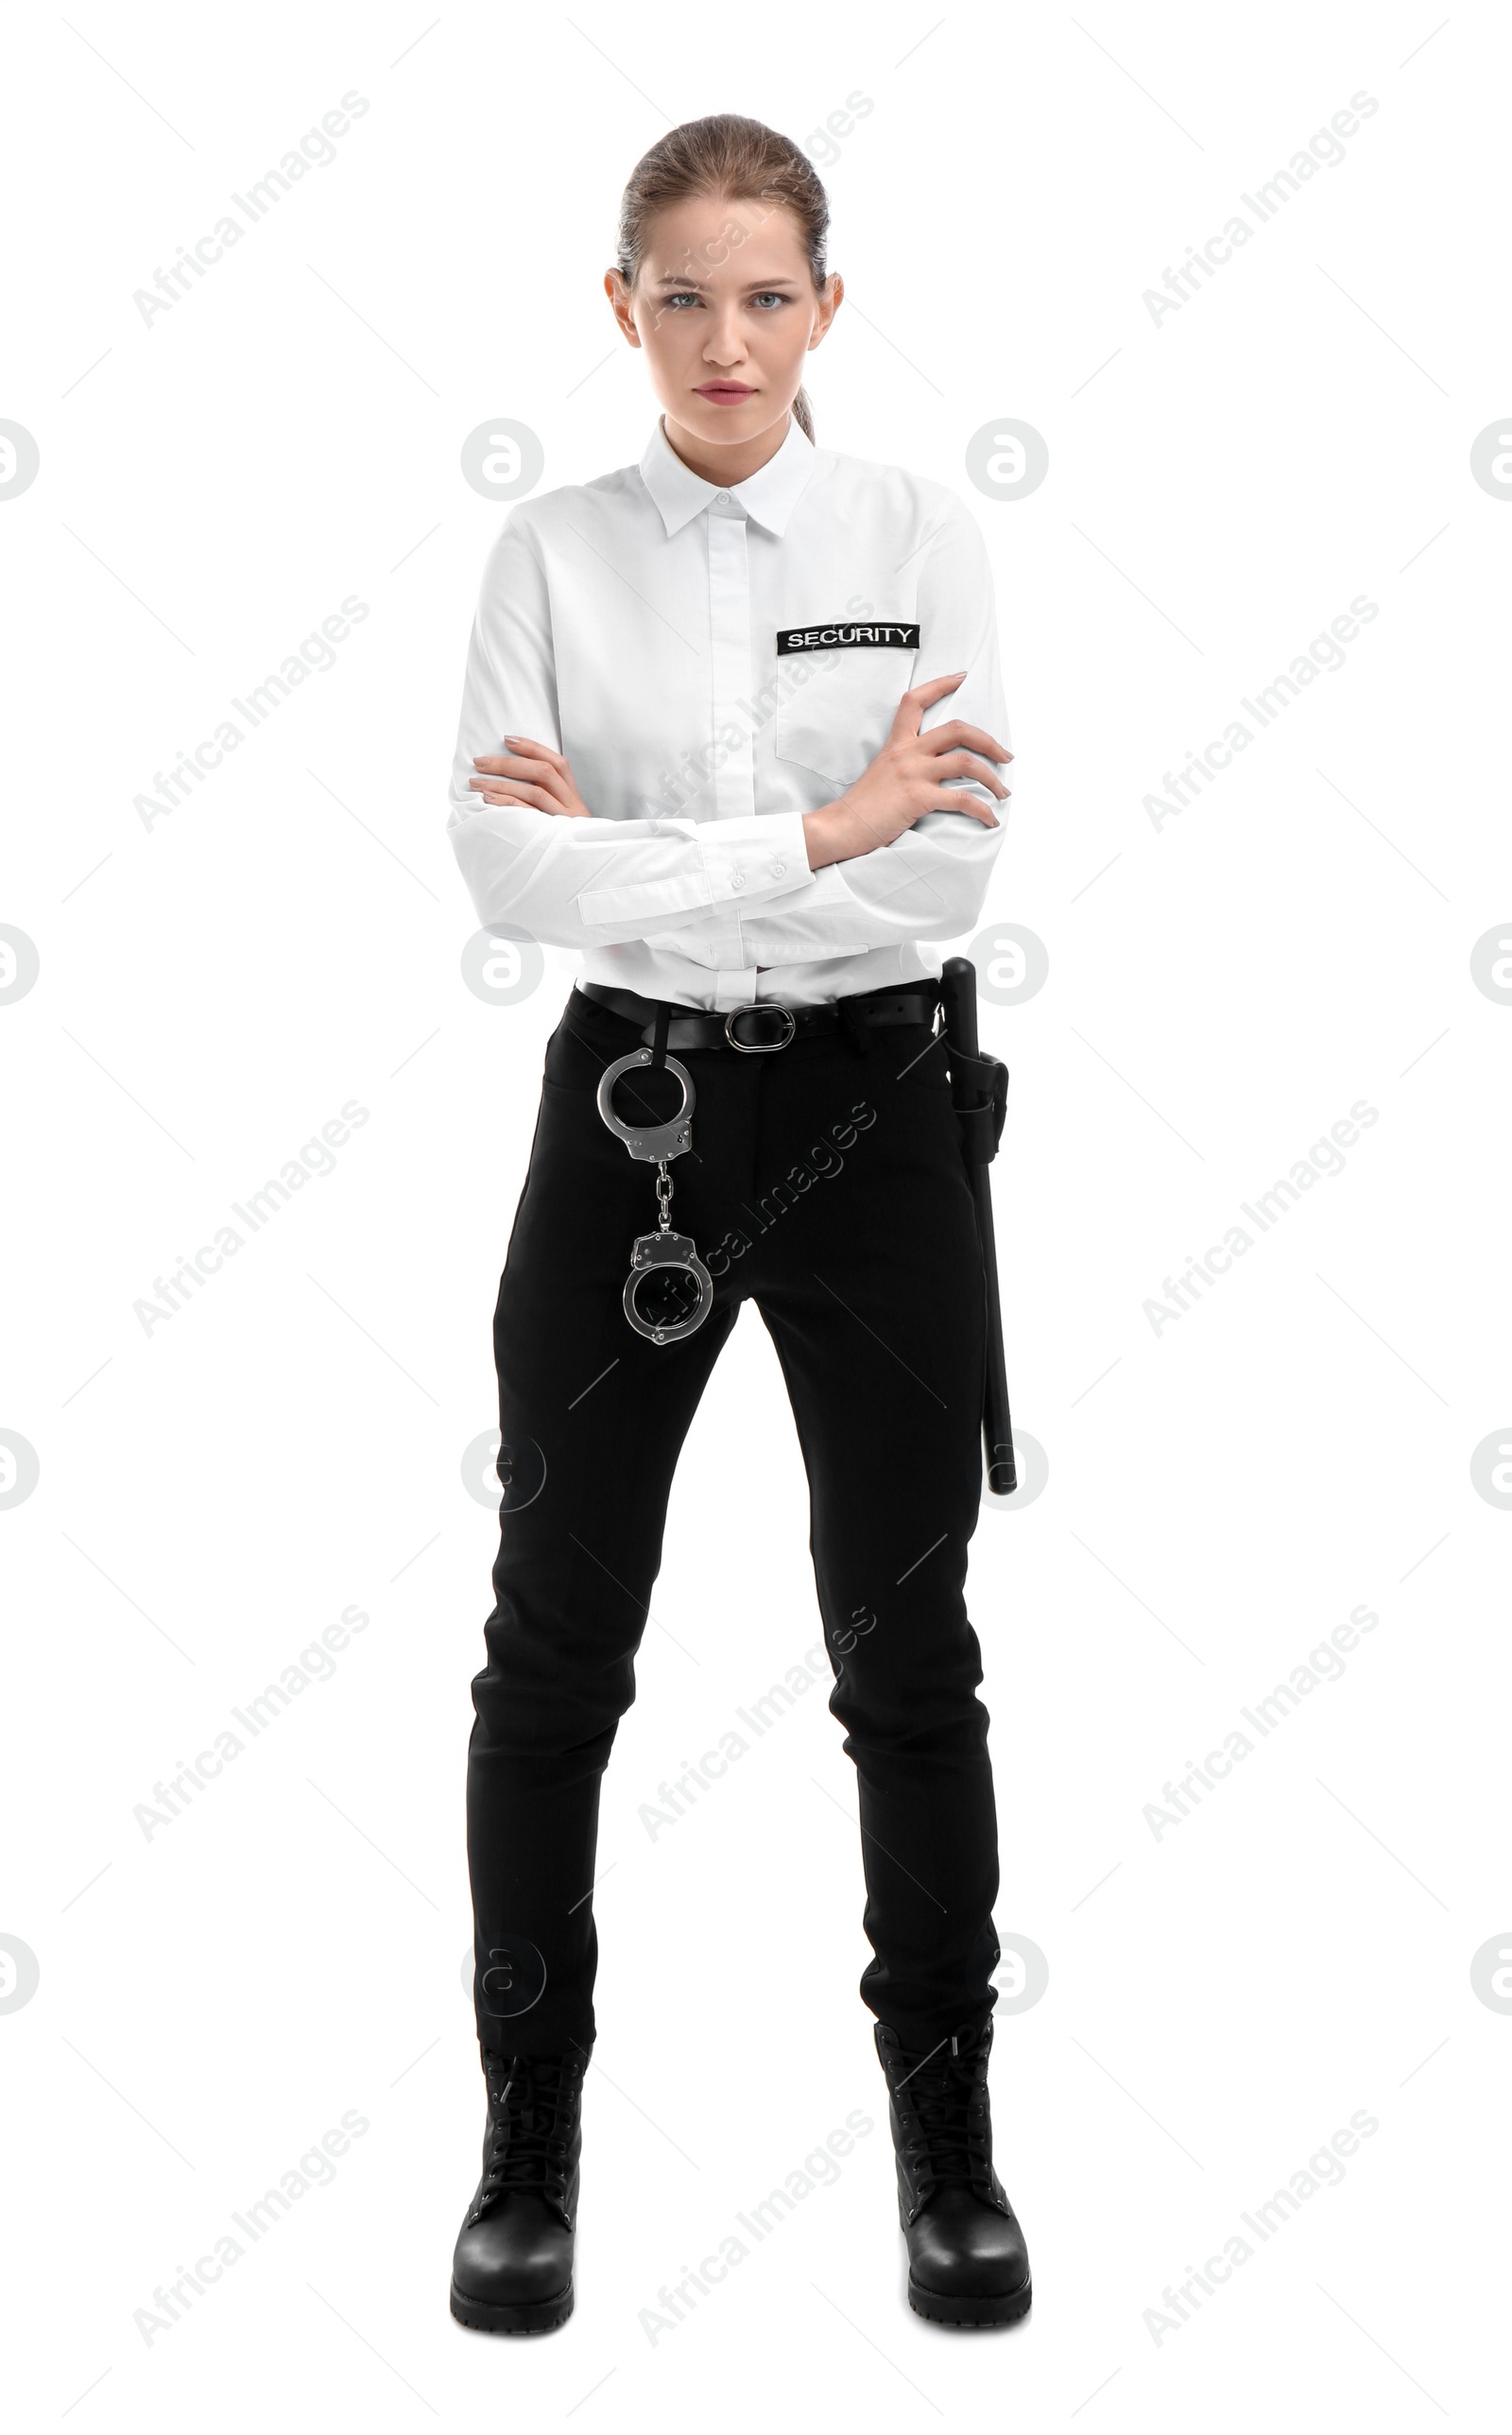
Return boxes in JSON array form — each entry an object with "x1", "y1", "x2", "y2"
[{"x1": 466, "y1": 983, "x2": 1003, "y2": 2058}]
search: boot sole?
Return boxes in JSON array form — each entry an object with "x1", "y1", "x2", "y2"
[
  {"x1": 907, "y1": 2271, "x2": 1032, "y2": 2327},
  {"x1": 449, "y1": 2275, "x2": 574, "y2": 2335}
]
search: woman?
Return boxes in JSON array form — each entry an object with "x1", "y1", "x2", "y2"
[{"x1": 444, "y1": 113, "x2": 1029, "y2": 2335}]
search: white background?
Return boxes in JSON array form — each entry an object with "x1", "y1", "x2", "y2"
[{"x1": 3, "y1": 2, "x2": 1508, "y2": 2426}]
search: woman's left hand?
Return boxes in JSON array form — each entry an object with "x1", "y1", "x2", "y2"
[{"x1": 470, "y1": 734, "x2": 591, "y2": 816}]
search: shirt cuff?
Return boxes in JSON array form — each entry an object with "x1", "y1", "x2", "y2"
[
  {"x1": 575, "y1": 812, "x2": 816, "y2": 930},
  {"x1": 695, "y1": 811, "x2": 815, "y2": 909}
]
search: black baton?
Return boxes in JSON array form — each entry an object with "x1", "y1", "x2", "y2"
[{"x1": 938, "y1": 958, "x2": 1016, "y2": 1495}]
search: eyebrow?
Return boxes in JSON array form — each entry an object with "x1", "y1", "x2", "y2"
[{"x1": 648, "y1": 272, "x2": 801, "y2": 290}]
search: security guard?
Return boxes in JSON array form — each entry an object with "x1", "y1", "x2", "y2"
[{"x1": 445, "y1": 113, "x2": 1031, "y2": 2334}]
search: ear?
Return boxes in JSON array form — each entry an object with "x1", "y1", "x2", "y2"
[
  {"x1": 807, "y1": 271, "x2": 843, "y2": 352},
  {"x1": 604, "y1": 268, "x2": 643, "y2": 348}
]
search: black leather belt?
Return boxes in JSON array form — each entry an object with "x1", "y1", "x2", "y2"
[{"x1": 576, "y1": 979, "x2": 940, "y2": 1053}]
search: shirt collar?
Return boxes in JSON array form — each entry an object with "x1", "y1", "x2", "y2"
[{"x1": 638, "y1": 412, "x2": 816, "y2": 539}]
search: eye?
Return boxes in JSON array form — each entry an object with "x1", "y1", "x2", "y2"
[
  {"x1": 664, "y1": 291, "x2": 701, "y2": 310},
  {"x1": 750, "y1": 291, "x2": 790, "y2": 309}
]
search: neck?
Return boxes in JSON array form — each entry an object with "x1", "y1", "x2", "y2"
[{"x1": 660, "y1": 409, "x2": 794, "y2": 489}]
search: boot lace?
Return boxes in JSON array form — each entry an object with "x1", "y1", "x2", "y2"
[
  {"x1": 471, "y1": 2050, "x2": 582, "y2": 2226},
  {"x1": 891, "y1": 2029, "x2": 994, "y2": 2209}
]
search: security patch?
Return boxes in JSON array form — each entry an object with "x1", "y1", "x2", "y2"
[{"x1": 776, "y1": 622, "x2": 920, "y2": 655}]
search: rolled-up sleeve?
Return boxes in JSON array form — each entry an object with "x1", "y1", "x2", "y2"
[{"x1": 447, "y1": 518, "x2": 815, "y2": 948}]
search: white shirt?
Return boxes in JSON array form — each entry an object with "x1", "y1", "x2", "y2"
[{"x1": 446, "y1": 415, "x2": 1010, "y2": 1011}]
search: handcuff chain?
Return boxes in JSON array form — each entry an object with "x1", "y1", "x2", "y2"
[{"x1": 656, "y1": 1160, "x2": 673, "y2": 1231}]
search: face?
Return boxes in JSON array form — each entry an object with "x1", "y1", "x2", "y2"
[{"x1": 606, "y1": 195, "x2": 841, "y2": 457}]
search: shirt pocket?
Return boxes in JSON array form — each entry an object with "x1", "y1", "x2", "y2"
[{"x1": 775, "y1": 644, "x2": 919, "y2": 793}]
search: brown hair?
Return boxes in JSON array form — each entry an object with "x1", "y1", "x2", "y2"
[{"x1": 615, "y1": 114, "x2": 831, "y2": 440}]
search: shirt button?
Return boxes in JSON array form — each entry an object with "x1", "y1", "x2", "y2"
[
  {"x1": 731, "y1": 871, "x2": 746, "y2": 888},
  {"x1": 713, "y1": 491, "x2": 730, "y2": 503},
  {"x1": 772, "y1": 860, "x2": 787, "y2": 876}
]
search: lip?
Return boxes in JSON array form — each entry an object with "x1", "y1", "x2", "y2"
[{"x1": 695, "y1": 382, "x2": 756, "y2": 402}]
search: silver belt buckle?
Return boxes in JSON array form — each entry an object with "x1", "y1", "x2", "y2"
[{"x1": 724, "y1": 1004, "x2": 797, "y2": 1053}]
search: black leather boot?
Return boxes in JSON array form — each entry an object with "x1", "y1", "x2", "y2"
[
  {"x1": 874, "y1": 2017, "x2": 1031, "y2": 2326},
  {"x1": 449, "y1": 2045, "x2": 587, "y2": 2333}
]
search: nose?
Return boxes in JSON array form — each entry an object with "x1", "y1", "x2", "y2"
[{"x1": 703, "y1": 309, "x2": 747, "y2": 370}]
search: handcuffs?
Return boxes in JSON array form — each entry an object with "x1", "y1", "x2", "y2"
[{"x1": 595, "y1": 1046, "x2": 714, "y2": 1345}]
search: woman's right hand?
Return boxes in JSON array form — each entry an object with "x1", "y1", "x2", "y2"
[{"x1": 802, "y1": 672, "x2": 1012, "y2": 871}]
